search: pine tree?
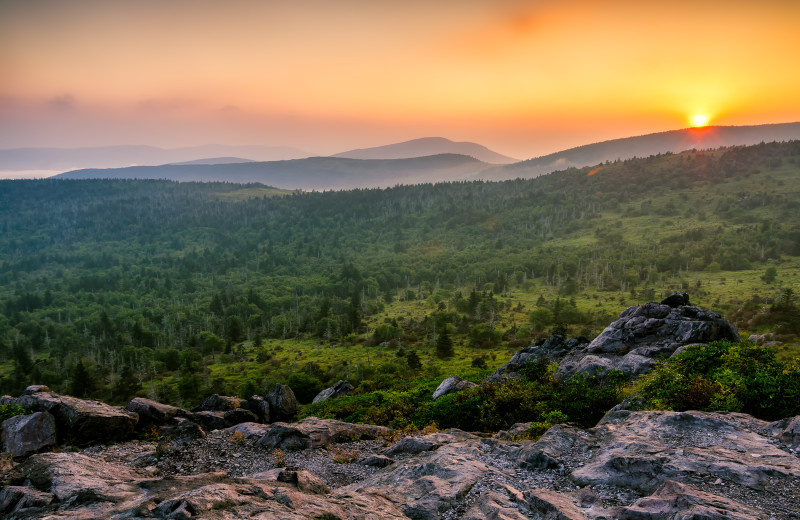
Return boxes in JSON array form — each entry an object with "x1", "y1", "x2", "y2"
[{"x1": 435, "y1": 324, "x2": 454, "y2": 359}]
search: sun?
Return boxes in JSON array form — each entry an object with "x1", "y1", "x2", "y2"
[{"x1": 692, "y1": 114, "x2": 710, "y2": 127}]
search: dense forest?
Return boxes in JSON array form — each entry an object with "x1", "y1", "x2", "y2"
[{"x1": 1, "y1": 141, "x2": 798, "y2": 413}]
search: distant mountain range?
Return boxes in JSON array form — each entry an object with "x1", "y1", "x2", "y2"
[
  {"x1": 56, "y1": 154, "x2": 489, "y2": 191},
  {"x1": 10, "y1": 122, "x2": 800, "y2": 187},
  {"x1": 488, "y1": 122, "x2": 800, "y2": 181},
  {"x1": 0, "y1": 145, "x2": 310, "y2": 171},
  {"x1": 332, "y1": 137, "x2": 518, "y2": 164}
]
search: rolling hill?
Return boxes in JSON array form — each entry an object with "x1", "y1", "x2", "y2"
[
  {"x1": 0, "y1": 144, "x2": 311, "y2": 171},
  {"x1": 486, "y1": 122, "x2": 800, "y2": 181},
  {"x1": 56, "y1": 154, "x2": 491, "y2": 190}
]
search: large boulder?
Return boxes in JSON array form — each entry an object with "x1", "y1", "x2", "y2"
[
  {"x1": 1, "y1": 411, "x2": 57, "y2": 458},
  {"x1": 125, "y1": 397, "x2": 182, "y2": 429},
  {"x1": 490, "y1": 299, "x2": 739, "y2": 381},
  {"x1": 257, "y1": 416, "x2": 392, "y2": 450},
  {"x1": 193, "y1": 393, "x2": 244, "y2": 412},
  {"x1": 14, "y1": 392, "x2": 138, "y2": 446},
  {"x1": 245, "y1": 395, "x2": 270, "y2": 423},
  {"x1": 267, "y1": 383, "x2": 299, "y2": 422},
  {"x1": 312, "y1": 380, "x2": 354, "y2": 403},
  {"x1": 431, "y1": 376, "x2": 478, "y2": 400}
]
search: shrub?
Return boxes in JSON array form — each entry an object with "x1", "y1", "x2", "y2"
[{"x1": 638, "y1": 341, "x2": 800, "y2": 420}]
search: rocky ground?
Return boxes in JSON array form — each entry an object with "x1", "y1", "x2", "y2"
[{"x1": 2, "y1": 411, "x2": 797, "y2": 519}]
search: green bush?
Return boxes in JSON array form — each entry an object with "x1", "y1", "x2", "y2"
[
  {"x1": 638, "y1": 341, "x2": 800, "y2": 420},
  {"x1": 0, "y1": 404, "x2": 31, "y2": 427}
]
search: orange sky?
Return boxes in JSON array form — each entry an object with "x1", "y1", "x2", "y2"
[{"x1": 1, "y1": 0, "x2": 799, "y2": 158}]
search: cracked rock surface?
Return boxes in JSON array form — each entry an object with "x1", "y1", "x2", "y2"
[{"x1": 1, "y1": 411, "x2": 798, "y2": 519}]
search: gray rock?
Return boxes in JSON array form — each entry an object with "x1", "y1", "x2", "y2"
[
  {"x1": 523, "y1": 488, "x2": 589, "y2": 519},
  {"x1": 0, "y1": 485, "x2": 54, "y2": 515},
  {"x1": 14, "y1": 391, "x2": 138, "y2": 446},
  {"x1": 488, "y1": 336, "x2": 585, "y2": 382},
  {"x1": 1, "y1": 411, "x2": 57, "y2": 458},
  {"x1": 22, "y1": 385, "x2": 50, "y2": 395},
  {"x1": 267, "y1": 383, "x2": 299, "y2": 422},
  {"x1": 193, "y1": 393, "x2": 244, "y2": 412},
  {"x1": 221, "y1": 421, "x2": 270, "y2": 440},
  {"x1": 257, "y1": 416, "x2": 392, "y2": 450},
  {"x1": 223, "y1": 407, "x2": 258, "y2": 426},
  {"x1": 126, "y1": 397, "x2": 181, "y2": 429},
  {"x1": 772, "y1": 415, "x2": 800, "y2": 449},
  {"x1": 619, "y1": 480, "x2": 766, "y2": 520},
  {"x1": 383, "y1": 436, "x2": 440, "y2": 456},
  {"x1": 159, "y1": 417, "x2": 206, "y2": 447},
  {"x1": 245, "y1": 395, "x2": 270, "y2": 423},
  {"x1": 251, "y1": 467, "x2": 330, "y2": 494},
  {"x1": 312, "y1": 380, "x2": 354, "y2": 403},
  {"x1": 493, "y1": 301, "x2": 739, "y2": 383},
  {"x1": 431, "y1": 375, "x2": 478, "y2": 401},
  {"x1": 359, "y1": 455, "x2": 395, "y2": 467},
  {"x1": 184, "y1": 410, "x2": 228, "y2": 432},
  {"x1": 660, "y1": 291, "x2": 690, "y2": 307}
]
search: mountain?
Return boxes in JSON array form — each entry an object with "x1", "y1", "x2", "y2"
[
  {"x1": 56, "y1": 154, "x2": 491, "y2": 190},
  {"x1": 168, "y1": 157, "x2": 255, "y2": 166},
  {"x1": 0, "y1": 144, "x2": 312, "y2": 171},
  {"x1": 486, "y1": 121, "x2": 800, "y2": 181},
  {"x1": 332, "y1": 137, "x2": 518, "y2": 164}
]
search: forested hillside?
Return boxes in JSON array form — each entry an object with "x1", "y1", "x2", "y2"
[{"x1": 1, "y1": 141, "x2": 798, "y2": 410}]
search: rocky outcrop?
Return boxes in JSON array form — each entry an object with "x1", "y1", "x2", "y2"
[
  {"x1": 431, "y1": 375, "x2": 478, "y2": 400},
  {"x1": 13, "y1": 391, "x2": 138, "y2": 446},
  {"x1": 312, "y1": 380, "x2": 354, "y2": 403},
  {"x1": 267, "y1": 383, "x2": 299, "y2": 422},
  {"x1": 1, "y1": 412, "x2": 57, "y2": 458},
  {"x1": 1, "y1": 410, "x2": 797, "y2": 519},
  {"x1": 491, "y1": 298, "x2": 739, "y2": 381}
]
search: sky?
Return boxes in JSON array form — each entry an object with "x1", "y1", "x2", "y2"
[{"x1": 2, "y1": 0, "x2": 799, "y2": 159}]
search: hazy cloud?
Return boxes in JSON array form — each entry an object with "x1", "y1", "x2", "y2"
[
  {"x1": 138, "y1": 98, "x2": 194, "y2": 111},
  {"x1": 219, "y1": 105, "x2": 239, "y2": 112},
  {"x1": 48, "y1": 94, "x2": 75, "y2": 110}
]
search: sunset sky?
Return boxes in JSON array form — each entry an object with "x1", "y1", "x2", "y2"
[{"x1": 2, "y1": 0, "x2": 799, "y2": 158}]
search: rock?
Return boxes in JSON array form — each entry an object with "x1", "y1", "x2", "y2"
[
  {"x1": 431, "y1": 376, "x2": 478, "y2": 401},
  {"x1": 267, "y1": 383, "x2": 299, "y2": 422},
  {"x1": 252, "y1": 467, "x2": 330, "y2": 494},
  {"x1": 619, "y1": 480, "x2": 766, "y2": 520},
  {"x1": 487, "y1": 336, "x2": 586, "y2": 382},
  {"x1": 223, "y1": 407, "x2": 259, "y2": 426},
  {"x1": 159, "y1": 417, "x2": 206, "y2": 447},
  {"x1": 0, "y1": 485, "x2": 54, "y2": 515},
  {"x1": 359, "y1": 455, "x2": 395, "y2": 468},
  {"x1": 193, "y1": 393, "x2": 244, "y2": 412},
  {"x1": 14, "y1": 391, "x2": 138, "y2": 446},
  {"x1": 576, "y1": 487, "x2": 598, "y2": 508},
  {"x1": 1, "y1": 411, "x2": 57, "y2": 458},
  {"x1": 491, "y1": 301, "x2": 739, "y2": 382},
  {"x1": 344, "y1": 440, "x2": 490, "y2": 519},
  {"x1": 523, "y1": 488, "x2": 589, "y2": 519},
  {"x1": 660, "y1": 291, "x2": 689, "y2": 307},
  {"x1": 126, "y1": 397, "x2": 181, "y2": 429},
  {"x1": 6, "y1": 452, "x2": 143, "y2": 503},
  {"x1": 773, "y1": 415, "x2": 800, "y2": 449},
  {"x1": 184, "y1": 410, "x2": 228, "y2": 432},
  {"x1": 312, "y1": 380, "x2": 354, "y2": 403},
  {"x1": 569, "y1": 411, "x2": 800, "y2": 493},
  {"x1": 257, "y1": 416, "x2": 392, "y2": 450},
  {"x1": 222, "y1": 422, "x2": 270, "y2": 440},
  {"x1": 382, "y1": 436, "x2": 440, "y2": 456},
  {"x1": 245, "y1": 395, "x2": 270, "y2": 423},
  {"x1": 22, "y1": 385, "x2": 50, "y2": 395}
]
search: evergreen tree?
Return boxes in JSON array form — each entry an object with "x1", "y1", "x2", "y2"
[
  {"x1": 406, "y1": 350, "x2": 422, "y2": 370},
  {"x1": 70, "y1": 360, "x2": 96, "y2": 398},
  {"x1": 435, "y1": 324, "x2": 454, "y2": 358}
]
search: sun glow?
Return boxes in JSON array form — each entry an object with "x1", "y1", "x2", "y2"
[{"x1": 692, "y1": 114, "x2": 710, "y2": 127}]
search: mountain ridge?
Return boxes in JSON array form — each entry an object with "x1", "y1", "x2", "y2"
[{"x1": 332, "y1": 136, "x2": 519, "y2": 164}]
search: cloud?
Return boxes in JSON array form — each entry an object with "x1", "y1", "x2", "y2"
[
  {"x1": 138, "y1": 98, "x2": 195, "y2": 111},
  {"x1": 48, "y1": 94, "x2": 75, "y2": 110}
]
